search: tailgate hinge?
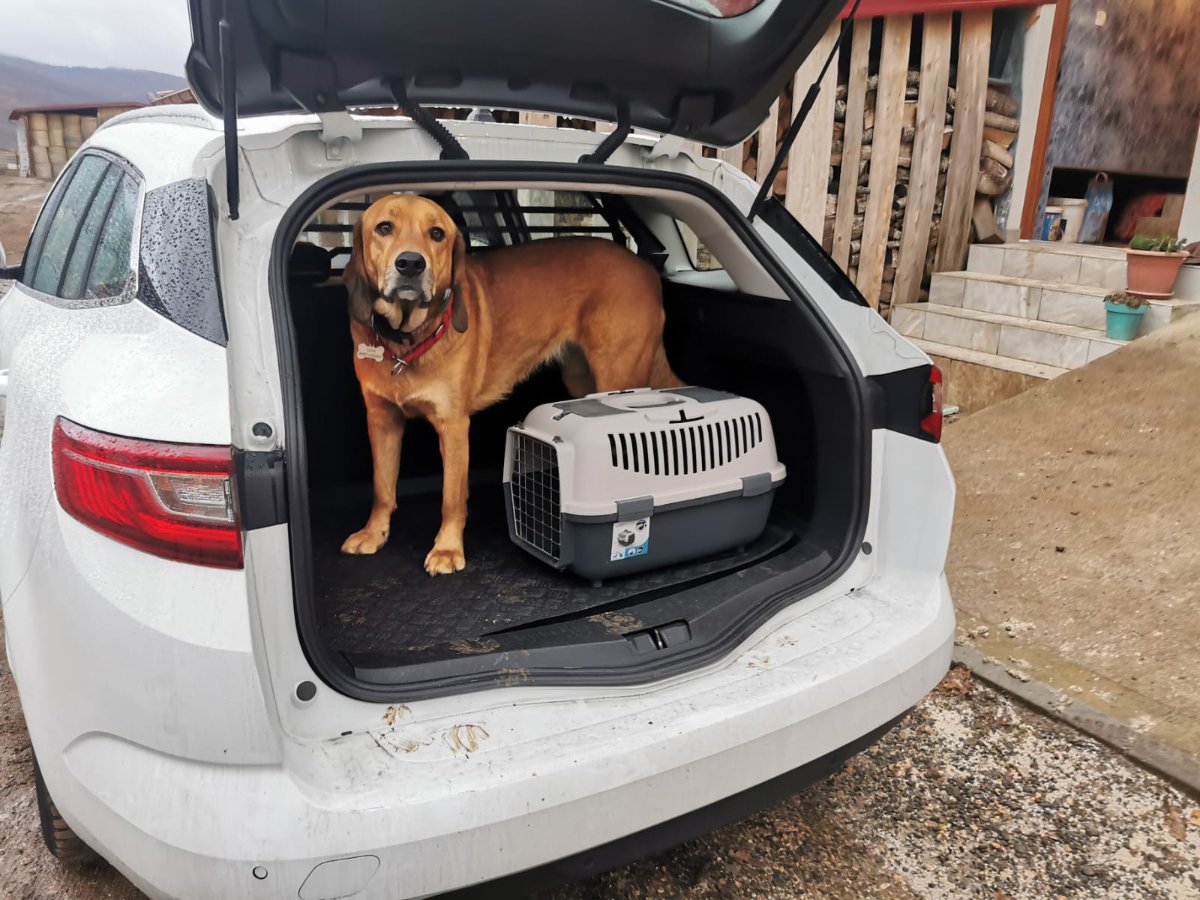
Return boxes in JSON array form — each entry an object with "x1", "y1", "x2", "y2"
[{"x1": 318, "y1": 111, "x2": 364, "y2": 161}]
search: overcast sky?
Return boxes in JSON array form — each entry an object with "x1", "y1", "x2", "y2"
[{"x1": 6, "y1": 1, "x2": 192, "y2": 75}]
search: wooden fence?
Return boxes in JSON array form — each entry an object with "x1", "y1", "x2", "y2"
[
  {"x1": 308, "y1": 10, "x2": 1009, "y2": 319},
  {"x1": 719, "y1": 10, "x2": 998, "y2": 315}
]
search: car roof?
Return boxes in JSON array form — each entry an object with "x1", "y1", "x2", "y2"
[{"x1": 86, "y1": 105, "x2": 664, "y2": 189}]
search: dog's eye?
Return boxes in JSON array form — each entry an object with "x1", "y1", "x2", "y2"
[
  {"x1": 374, "y1": 221, "x2": 393, "y2": 237},
  {"x1": 430, "y1": 226, "x2": 446, "y2": 242}
]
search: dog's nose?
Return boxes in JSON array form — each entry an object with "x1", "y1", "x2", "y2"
[{"x1": 394, "y1": 252, "x2": 427, "y2": 275}]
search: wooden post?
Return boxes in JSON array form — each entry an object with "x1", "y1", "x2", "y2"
[
  {"x1": 783, "y1": 23, "x2": 840, "y2": 239},
  {"x1": 755, "y1": 99, "x2": 781, "y2": 187},
  {"x1": 893, "y1": 13, "x2": 953, "y2": 307},
  {"x1": 831, "y1": 19, "x2": 872, "y2": 270},
  {"x1": 1019, "y1": 0, "x2": 1072, "y2": 240},
  {"x1": 858, "y1": 15, "x2": 912, "y2": 308},
  {"x1": 934, "y1": 9, "x2": 992, "y2": 274}
]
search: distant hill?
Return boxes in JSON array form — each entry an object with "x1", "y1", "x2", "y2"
[{"x1": 0, "y1": 54, "x2": 186, "y2": 148}]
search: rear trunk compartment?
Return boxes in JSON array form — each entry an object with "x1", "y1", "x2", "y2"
[{"x1": 275, "y1": 170, "x2": 868, "y2": 697}]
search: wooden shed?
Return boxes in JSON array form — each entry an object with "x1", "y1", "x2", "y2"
[{"x1": 8, "y1": 102, "x2": 143, "y2": 179}]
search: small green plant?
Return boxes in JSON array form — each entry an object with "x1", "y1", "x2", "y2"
[
  {"x1": 1129, "y1": 234, "x2": 1188, "y2": 253},
  {"x1": 1104, "y1": 290, "x2": 1150, "y2": 309}
]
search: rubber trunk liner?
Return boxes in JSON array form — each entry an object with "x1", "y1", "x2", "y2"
[{"x1": 312, "y1": 487, "x2": 791, "y2": 662}]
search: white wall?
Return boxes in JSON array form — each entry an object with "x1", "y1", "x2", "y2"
[
  {"x1": 1005, "y1": 6, "x2": 1055, "y2": 241},
  {"x1": 1179, "y1": 125, "x2": 1200, "y2": 240}
]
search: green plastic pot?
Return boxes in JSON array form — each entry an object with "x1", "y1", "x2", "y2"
[{"x1": 1104, "y1": 302, "x2": 1147, "y2": 341}]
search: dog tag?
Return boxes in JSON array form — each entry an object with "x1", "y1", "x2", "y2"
[{"x1": 357, "y1": 343, "x2": 385, "y2": 362}]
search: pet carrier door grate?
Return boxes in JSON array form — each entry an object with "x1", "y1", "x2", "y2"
[
  {"x1": 509, "y1": 432, "x2": 562, "y2": 562},
  {"x1": 504, "y1": 387, "x2": 786, "y2": 580}
]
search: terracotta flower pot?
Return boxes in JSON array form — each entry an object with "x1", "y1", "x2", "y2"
[{"x1": 1125, "y1": 249, "x2": 1188, "y2": 298}]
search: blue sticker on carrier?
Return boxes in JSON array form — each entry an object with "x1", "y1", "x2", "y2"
[{"x1": 610, "y1": 518, "x2": 650, "y2": 560}]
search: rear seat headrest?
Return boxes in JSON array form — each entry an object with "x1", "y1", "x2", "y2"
[{"x1": 289, "y1": 242, "x2": 334, "y2": 284}]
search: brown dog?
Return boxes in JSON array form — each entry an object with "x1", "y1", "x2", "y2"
[{"x1": 341, "y1": 194, "x2": 679, "y2": 575}]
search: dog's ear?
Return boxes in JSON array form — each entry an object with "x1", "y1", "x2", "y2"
[
  {"x1": 345, "y1": 217, "x2": 373, "y2": 325},
  {"x1": 450, "y1": 228, "x2": 469, "y2": 334}
]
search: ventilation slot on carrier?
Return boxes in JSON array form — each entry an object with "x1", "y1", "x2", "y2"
[
  {"x1": 609, "y1": 415, "x2": 761, "y2": 475},
  {"x1": 510, "y1": 432, "x2": 562, "y2": 561}
]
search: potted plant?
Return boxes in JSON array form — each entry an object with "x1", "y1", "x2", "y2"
[
  {"x1": 1103, "y1": 291, "x2": 1150, "y2": 340},
  {"x1": 1126, "y1": 234, "x2": 1188, "y2": 298}
]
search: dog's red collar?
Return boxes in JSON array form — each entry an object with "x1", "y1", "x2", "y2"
[{"x1": 362, "y1": 297, "x2": 454, "y2": 375}]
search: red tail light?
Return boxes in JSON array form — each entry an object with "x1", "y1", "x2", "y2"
[
  {"x1": 52, "y1": 418, "x2": 243, "y2": 569},
  {"x1": 920, "y1": 366, "x2": 944, "y2": 443}
]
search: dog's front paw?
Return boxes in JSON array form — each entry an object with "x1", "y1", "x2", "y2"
[
  {"x1": 424, "y1": 545, "x2": 466, "y2": 576},
  {"x1": 341, "y1": 528, "x2": 388, "y2": 555}
]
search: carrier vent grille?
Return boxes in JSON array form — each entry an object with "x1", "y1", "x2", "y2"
[
  {"x1": 608, "y1": 413, "x2": 763, "y2": 475},
  {"x1": 511, "y1": 432, "x2": 561, "y2": 560}
]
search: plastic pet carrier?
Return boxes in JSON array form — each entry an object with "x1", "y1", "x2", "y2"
[{"x1": 503, "y1": 387, "x2": 786, "y2": 581}]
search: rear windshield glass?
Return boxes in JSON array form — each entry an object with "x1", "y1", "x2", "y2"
[{"x1": 664, "y1": 0, "x2": 762, "y2": 15}]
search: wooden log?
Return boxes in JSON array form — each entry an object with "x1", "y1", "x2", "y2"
[
  {"x1": 986, "y1": 87, "x2": 1018, "y2": 117},
  {"x1": 972, "y1": 196, "x2": 1003, "y2": 243},
  {"x1": 893, "y1": 13, "x2": 953, "y2": 308},
  {"x1": 785, "y1": 22, "x2": 839, "y2": 234},
  {"x1": 977, "y1": 159, "x2": 1013, "y2": 196},
  {"x1": 831, "y1": 18, "x2": 872, "y2": 270},
  {"x1": 983, "y1": 111, "x2": 1019, "y2": 132},
  {"x1": 981, "y1": 125, "x2": 1017, "y2": 149},
  {"x1": 934, "y1": 9, "x2": 991, "y2": 274},
  {"x1": 982, "y1": 139, "x2": 1014, "y2": 167},
  {"x1": 857, "y1": 15, "x2": 912, "y2": 308}
]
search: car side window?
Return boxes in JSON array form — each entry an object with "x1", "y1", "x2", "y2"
[
  {"x1": 59, "y1": 164, "x2": 124, "y2": 299},
  {"x1": 26, "y1": 154, "x2": 109, "y2": 296},
  {"x1": 22, "y1": 153, "x2": 140, "y2": 302},
  {"x1": 85, "y1": 173, "x2": 139, "y2": 298}
]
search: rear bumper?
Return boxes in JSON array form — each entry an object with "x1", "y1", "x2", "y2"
[
  {"x1": 41, "y1": 571, "x2": 953, "y2": 900},
  {"x1": 442, "y1": 713, "x2": 907, "y2": 899}
]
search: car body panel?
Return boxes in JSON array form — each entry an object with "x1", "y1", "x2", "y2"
[
  {"x1": 186, "y1": 0, "x2": 844, "y2": 146},
  {"x1": 0, "y1": 108, "x2": 956, "y2": 898}
]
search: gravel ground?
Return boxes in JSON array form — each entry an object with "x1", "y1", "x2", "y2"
[
  {"x1": 546, "y1": 667, "x2": 1200, "y2": 900},
  {"x1": 3, "y1": 659, "x2": 1198, "y2": 899}
]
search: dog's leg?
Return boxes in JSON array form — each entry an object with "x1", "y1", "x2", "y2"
[
  {"x1": 342, "y1": 396, "x2": 406, "y2": 555},
  {"x1": 559, "y1": 343, "x2": 596, "y2": 397},
  {"x1": 425, "y1": 413, "x2": 470, "y2": 576}
]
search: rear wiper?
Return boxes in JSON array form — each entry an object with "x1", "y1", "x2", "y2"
[{"x1": 748, "y1": 0, "x2": 863, "y2": 222}]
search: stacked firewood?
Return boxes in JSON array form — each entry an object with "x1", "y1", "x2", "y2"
[
  {"x1": 826, "y1": 72, "x2": 954, "y2": 309},
  {"x1": 973, "y1": 86, "x2": 1019, "y2": 243}
]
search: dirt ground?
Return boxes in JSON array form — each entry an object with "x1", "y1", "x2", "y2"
[
  {"x1": 944, "y1": 312, "x2": 1200, "y2": 723},
  {"x1": 0, "y1": 178, "x2": 48, "y2": 261}
]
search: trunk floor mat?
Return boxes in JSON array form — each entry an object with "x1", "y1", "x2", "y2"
[{"x1": 312, "y1": 488, "x2": 791, "y2": 659}]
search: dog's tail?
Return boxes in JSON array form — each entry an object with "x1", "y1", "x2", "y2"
[{"x1": 649, "y1": 344, "x2": 685, "y2": 389}]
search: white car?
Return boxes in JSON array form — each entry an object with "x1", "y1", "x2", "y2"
[{"x1": 0, "y1": 1, "x2": 954, "y2": 897}]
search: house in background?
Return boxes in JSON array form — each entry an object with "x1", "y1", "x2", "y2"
[{"x1": 1014, "y1": 0, "x2": 1200, "y2": 244}]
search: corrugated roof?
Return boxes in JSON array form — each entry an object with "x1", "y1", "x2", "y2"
[
  {"x1": 8, "y1": 101, "x2": 145, "y2": 121},
  {"x1": 150, "y1": 88, "x2": 196, "y2": 106}
]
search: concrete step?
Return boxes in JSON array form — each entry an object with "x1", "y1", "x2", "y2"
[
  {"x1": 911, "y1": 339, "x2": 1069, "y2": 381},
  {"x1": 967, "y1": 241, "x2": 1128, "y2": 291},
  {"x1": 928, "y1": 271, "x2": 1200, "y2": 333},
  {"x1": 893, "y1": 302, "x2": 1124, "y2": 370}
]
